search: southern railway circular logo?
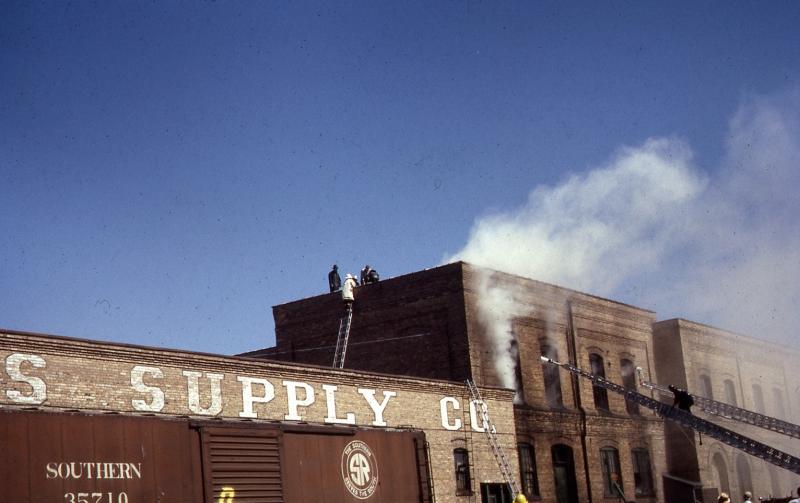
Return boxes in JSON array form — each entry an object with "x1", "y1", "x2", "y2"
[{"x1": 341, "y1": 440, "x2": 379, "y2": 499}]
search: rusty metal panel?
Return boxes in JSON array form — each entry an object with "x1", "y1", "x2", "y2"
[
  {"x1": 201, "y1": 426, "x2": 283, "y2": 503},
  {"x1": 0, "y1": 408, "x2": 203, "y2": 502},
  {"x1": 414, "y1": 437, "x2": 434, "y2": 503},
  {"x1": 281, "y1": 427, "x2": 427, "y2": 503}
]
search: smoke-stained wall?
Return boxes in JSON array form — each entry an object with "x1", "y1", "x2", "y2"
[
  {"x1": 257, "y1": 261, "x2": 800, "y2": 503},
  {"x1": 654, "y1": 319, "x2": 800, "y2": 501},
  {"x1": 461, "y1": 263, "x2": 667, "y2": 503},
  {"x1": 261, "y1": 262, "x2": 670, "y2": 502}
]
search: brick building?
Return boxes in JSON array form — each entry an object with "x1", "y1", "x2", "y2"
[
  {"x1": 653, "y1": 319, "x2": 800, "y2": 502},
  {"x1": 247, "y1": 262, "x2": 668, "y2": 502},
  {"x1": 0, "y1": 328, "x2": 518, "y2": 502},
  {"x1": 5, "y1": 262, "x2": 797, "y2": 502}
]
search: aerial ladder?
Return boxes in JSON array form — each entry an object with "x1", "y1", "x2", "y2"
[
  {"x1": 635, "y1": 367, "x2": 800, "y2": 440},
  {"x1": 332, "y1": 304, "x2": 353, "y2": 369},
  {"x1": 465, "y1": 379, "x2": 522, "y2": 499},
  {"x1": 540, "y1": 356, "x2": 800, "y2": 475}
]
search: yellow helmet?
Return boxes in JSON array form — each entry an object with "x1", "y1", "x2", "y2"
[{"x1": 514, "y1": 495, "x2": 528, "y2": 503}]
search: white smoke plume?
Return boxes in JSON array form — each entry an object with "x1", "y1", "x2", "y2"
[
  {"x1": 472, "y1": 270, "x2": 531, "y2": 400},
  {"x1": 445, "y1": 89, "x2": 800, "y2": 381}
]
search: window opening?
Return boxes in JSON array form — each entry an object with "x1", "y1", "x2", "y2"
[
  {"x1": 724, "y1": 379, "x2": 737, "y2": 406},
  {"x1": 454, "y1": 448, "x2": 472, "y2": 495},
  {"x1": 517, "y1": 442, "x2": 540, "y2": 499},
  {"x1": 631, "y1": 448, "x2": 655, "y2": 496},
  {"x1": 600, "y1": 447, "x2": 623, "y2": 498},
  {"x1": 589, "y1": 353, "x2": 609, "y2": 411},
  {"x1": 751, "y1": 384, "x2": 765, "y2": 414},
  {"x1": 620, "y1": 359, "x2": 640, "y2": 415},
  {"x1": 541, "y1": 344, "x2": 563, "y2": 407}
]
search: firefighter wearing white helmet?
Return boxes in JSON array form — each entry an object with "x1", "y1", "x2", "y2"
[{"x1": 342, "y1": 274, "x2": 357, "y2": 307}]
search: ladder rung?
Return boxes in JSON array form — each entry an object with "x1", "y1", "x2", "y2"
[
  {"x1": 332, "y1": 307, "x2": 354, "y2": 368},
  {"x1": 466, "y1": 380, "x2": 520, "y2": 496}
]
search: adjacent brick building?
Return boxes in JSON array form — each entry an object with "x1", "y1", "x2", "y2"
[
  {"x1": 653, "y1": 319, "x2": 800, "y2": 502},
  {"x1": 247, "y1": 262, "x2": 668, "y2": 502}
]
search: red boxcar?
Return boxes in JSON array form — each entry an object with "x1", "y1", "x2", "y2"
[{"x1": 0, "y1": 408, "x2": 432, "y2": 503}]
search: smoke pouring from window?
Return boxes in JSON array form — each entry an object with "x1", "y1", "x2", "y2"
[{"x1": 470, "y1": 270, "x2": 531, "y2": 400}]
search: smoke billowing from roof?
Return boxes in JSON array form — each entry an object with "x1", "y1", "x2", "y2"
[{"x1": 446, "y1": 89, "x2": 800, "y2": 351}]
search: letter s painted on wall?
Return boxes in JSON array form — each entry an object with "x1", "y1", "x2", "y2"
[
  {"x1": 130, "y1": 365, "x2": 165, "y2": 412},
  {"x1": 5, "y1": 353, "x2": 47, "y2": 404}
]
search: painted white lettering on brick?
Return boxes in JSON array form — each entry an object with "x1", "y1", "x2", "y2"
[
  {"x1": 0, "y1": 346, "x2": 494, "y2": 431},
  {"x1": 237, "y1": 376, "x2": 274, "y2": 418},
  {"x1": 357, "y1": 388, "x2": 396, "y2": 427},
  {"x1": 283, "y1": 380, "x2": 315, "y2": 421},
  {"x1": 130, "y1": 366, "x2": 165, "y2": 412},
  {"x1": 323, "y1": 384, "x2": 356, "y2": 424},
  {"x1": 183, "y1": 371, "x2": 224, "y2": 416},
  {"x1": 5, "y1": 353, "x2": 47, "y2": 404},
  {"x1": 440, "y1": 396, "x2": 462, "y2": 431}
]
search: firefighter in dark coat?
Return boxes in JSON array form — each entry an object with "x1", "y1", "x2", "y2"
[
  {"x1": 328, "y1": 265, "x2": 342, "y2": 292},
  {"x1": 669, "y1": 385, "x2": 694, "y2": 412}
]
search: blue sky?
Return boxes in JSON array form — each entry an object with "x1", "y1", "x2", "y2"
[{"x1": 2, "y1": 1, "x2": 799, "y2": 354}]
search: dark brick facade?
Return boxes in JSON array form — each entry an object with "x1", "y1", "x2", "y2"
[
  {"x1": 244, "y1": 263, "x2": 473, "y2": 381},
  {"x1": 248, "y1": 262, "x2": 668, "y2": 503}
]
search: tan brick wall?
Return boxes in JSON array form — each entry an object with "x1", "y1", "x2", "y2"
[
  {"x1": 654, "y1": 319, "x2": 800, "y2": 501},
  {"x1": 0, "y1": 330, "x2": 519, "y2": 502}
]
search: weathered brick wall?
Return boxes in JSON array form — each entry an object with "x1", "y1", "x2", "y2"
[
  {"x1": 260, "y1": 261, "x2": 668, "y2": 502},
  {"x1": 459, "y1": 263, "x2": 657, "y2": 402},
  {"x1": 652, "y1": 319, "x2": 700, "y2": 480},
  {"x1": 461, "y1": 264, "x2": 666, "y2": 502},
  {"x1": 585, "y1": 417, "x2": 666, "y2": 502},
  {"x1": 654, "y1": 319, "x2": 800, "y2": 501},
  {"x1": 259, "y1": 261, "x2": 731, "y2": 502},
  {"x1": 0, "y1": 329, "x2": 518, "y2": 503},
  {"x1": 249, "y1": 262, "x2": 473, "y2": 381}
]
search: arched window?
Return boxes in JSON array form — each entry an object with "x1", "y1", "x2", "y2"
[
  {"x1": 699, "y1": 374, "x2": 714, "y2": 400},
  {"x1": 772, "y1": 387, "x2": 786, "y2": 419},
  {"x1": 517, "y1": 442, "x2": 540, "y2": 499},
  {"x1": 453, "y1": 448, "x2": 471, "y2": 495},
  {"x1": 600, "y1": 447, "x2": 623, "y2": 497},
  {"x1": 712, "y1": 452, "x2": 730, "y2": 495},
  {"x1": 552, "y1": 444, "x2": 579, "y2": 503},
  {"x1": 589, "y1": 353, "x2": 609, "y2": 411},
  {"x1": 620, "y1": 359, "x2": 640, "y2": 415},
  {"x1": 736, "y1": 454, "x2": 753, "y2": 502},
  {"x1": 631, "y1": 448, "x2": 655, "y2": 496},
  {"x1": 752, "y1": 384, "x2": 765, "y2": 413},
  {"x1": 724, "y1": 379, "x2": 738, "y2": 406},
  {"x1": 541, "y1": 343, "x2": 563, "y2": 407}
]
